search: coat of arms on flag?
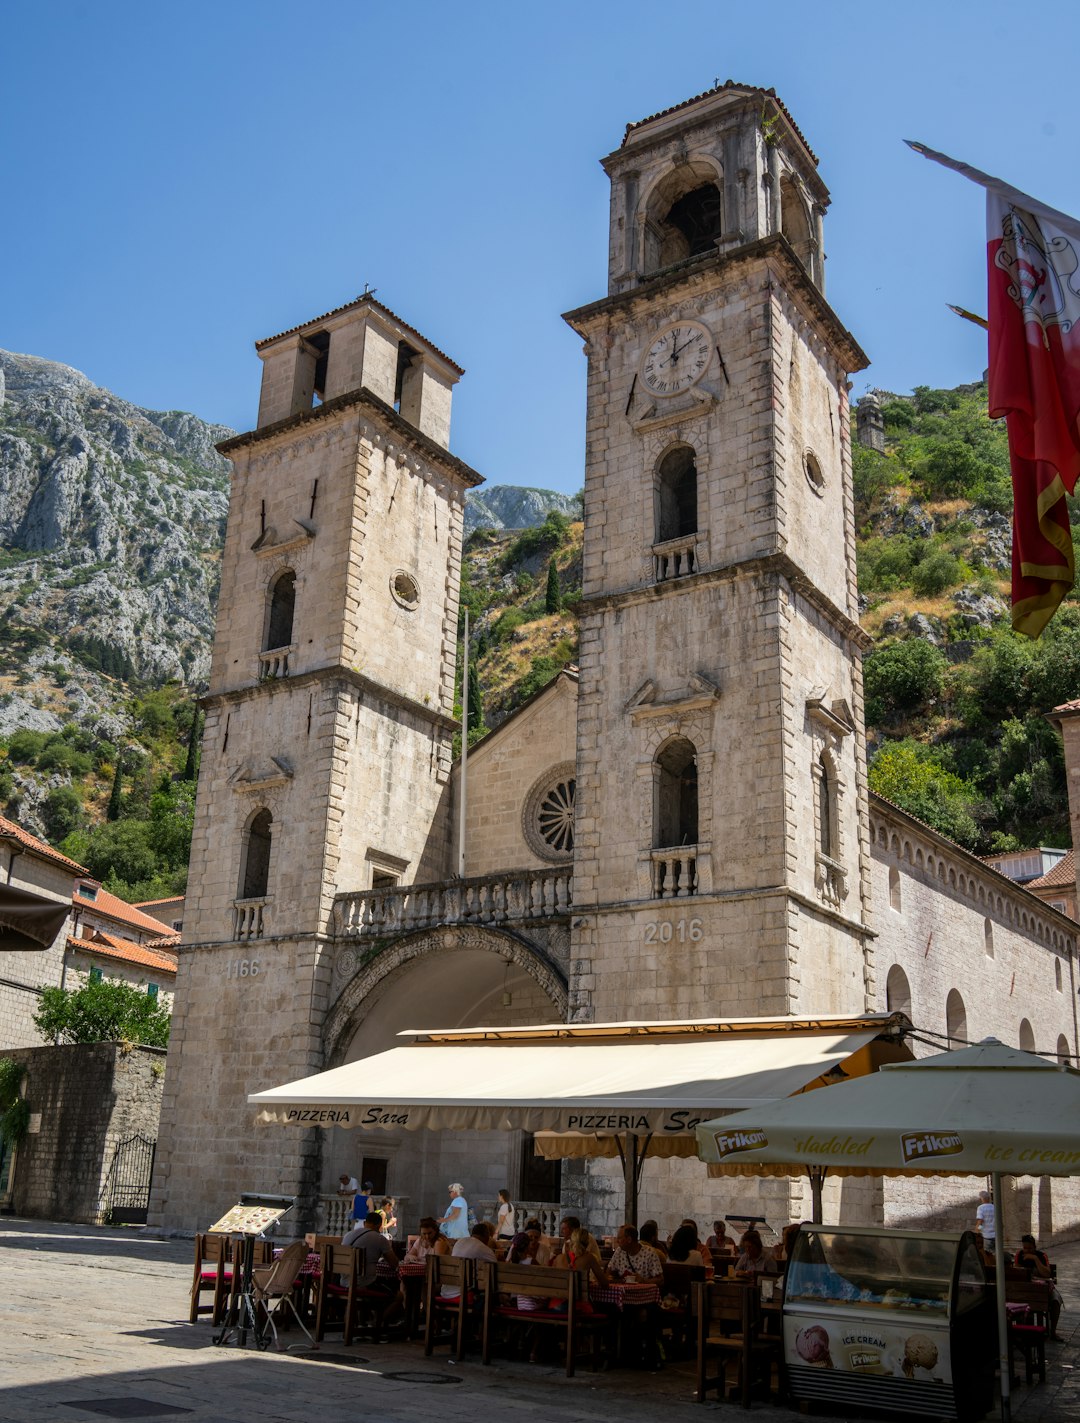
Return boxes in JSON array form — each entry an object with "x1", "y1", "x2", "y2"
[{"x1": 909, "y1": 142, "x2": 1080, "y2": 638}]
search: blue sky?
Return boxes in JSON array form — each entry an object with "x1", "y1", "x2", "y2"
[{"x1": 5, "y1": 1, "x2": 1078, "y2": 495}]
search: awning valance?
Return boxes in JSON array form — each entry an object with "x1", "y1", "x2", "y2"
[
  {"x1": 0, "y1": 883, "x2": 70, "y2": 952},
  {"x1": 249, "y1": 1014, "x2": 910, "y2": 1144}
]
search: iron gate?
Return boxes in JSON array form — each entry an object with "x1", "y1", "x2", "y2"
[{"x1": 99, "y1": 1133, "x2": 156, "y2": 1224}]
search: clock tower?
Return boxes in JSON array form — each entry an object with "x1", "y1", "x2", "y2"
[{"x1": 563, "y1": 82, "x2": 875, "y2": 1025}]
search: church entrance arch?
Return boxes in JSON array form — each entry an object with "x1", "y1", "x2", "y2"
[{"x1": 320, "y1": 926, "x2": 568, "y2": 1223}]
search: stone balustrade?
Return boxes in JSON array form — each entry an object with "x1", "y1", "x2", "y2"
[
  {"x1": 258, "y1": 645, "x2": 294, "y2": 679},
  {"x1": 234, "y1": 896, "x2": 270, "y2": 940},
  {"x1": 335, "y1": 867, "x2": 573, "y2": 938},
  {"x1": 652, "y1": 532, "x2": 698, "y2": 582},
  {"x1": 650, "y1": 847, "x2": 699, "y2": 899}
]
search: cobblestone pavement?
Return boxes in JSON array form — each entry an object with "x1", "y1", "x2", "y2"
[{"x1": 1, "y1": 1219, "x2": 1077, "y2": 1423}]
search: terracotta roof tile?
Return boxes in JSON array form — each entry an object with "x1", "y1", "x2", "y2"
[
  {"x1": 1028, "y1": 849, "x2": 1076, "y2": 889},
  {"x1": 1051, "y1": 698, "x2": 1080, "y2": 716},
  {"x1": 74, "y1": 883, "x2": 180, "y2": 936},
  {"x1": 69, "y1": 932, "x2": 178, "y2": 976},
  {"x1": 0, "y1": 814, "x2": 88, "y2": 875},
  {"x1": 132, "y1": 895, "x2": 184, "y2": 908},
  {"x1": 254, "y1": 293, "x2": 463, "y2": 374},
  {"x1": 621, "y1": 79, "x2": 818, "y2": 165}
]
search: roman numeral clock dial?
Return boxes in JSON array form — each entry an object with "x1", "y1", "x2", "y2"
[{"x1": 640, "y1": 320, "x2": 712, "y2": 396}]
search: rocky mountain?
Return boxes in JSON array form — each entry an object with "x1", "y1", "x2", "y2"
[
  {"x1": 464, "y1": 484, "x2": 581, "y2": 534},
  {"x1": 0, "y1": 349, "x2": 231, "y2": 743}
]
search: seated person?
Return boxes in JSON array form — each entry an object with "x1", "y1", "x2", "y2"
[
  {"x1": 706, "y1": 1218, "x2": 735, "y2": 1252},
  {"x1": 735, "y1": 1229, "x2": 778, "y2": 1277},
  {"x1": 441, "y1": 1221, "x2": 496, "y2": 1298},
  {"x1": 775, "y1": 1222, "x2": 801, "y2": 1263},
  {"x1": 1015, "y1": 1234, "x2": 1063, "y2": 1338},
  {"x1": 551, "y1": 1227, "x2": 609, "y2": 1289},
  {"x1": 341, "y1": 1209, "x2": 399, "y2": 1302},
  {"x1": 639, "y1": 1220, "x2": 668, "y2": 1260},
  {"x1": 405, "y1": 1216, "x2": 450, "y2": 1263},
  {"x1": 607, "y1": 1223, "x2": 664, "y2": 1281},
  {"x1": 667, "y1": 1223, "x2": 706, "y2": 1268},
  {"x1": 508, "y1": 1227, "x2": 547, "y2": 1265}
]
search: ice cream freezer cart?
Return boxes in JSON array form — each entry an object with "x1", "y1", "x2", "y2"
[{"x1": 783, "y1": 1223, "x2": 995, "y2": 1421}]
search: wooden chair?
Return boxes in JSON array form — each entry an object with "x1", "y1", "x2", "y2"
[
  {"x1": 660, "y1": 1261, "x2": 706, "y2": 1357},
  {"x1": 479, "y1": 1261, "x2": 604, "y2": 1377},
  {"x1": 189, "y1": 1233, "x2": 236, "y2": 1326},
  {"x1": 694, "y1": 1280, "x2": 782, "y2": 1407},
  {"x1": 1007, "y1": 1279, "x2": 1052, "y2": 1385},
  {"x1": 315, "y1": 1242, "x2": 397, "y2": 1344},
  {"x1": 423, "y1": 1254, "x2": 478, "y2": 1361}
]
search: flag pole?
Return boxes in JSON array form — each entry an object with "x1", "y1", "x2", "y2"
[{"x1": 458, "y1": 608, "x2": 469, "y2": 878}]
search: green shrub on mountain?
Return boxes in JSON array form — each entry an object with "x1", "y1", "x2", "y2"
[
  {"x1": 42, "y1": 786, "x2": 86, "y2": 842},
  {"x1": 868, "y1": 740, "x2": 981, "y2": 848},
  {"x1": 910, "y1": 548, "x2": 966, "y2": 597},
  {"x1": 863, "y1": 639, "x2": 948, "y2": 726}
]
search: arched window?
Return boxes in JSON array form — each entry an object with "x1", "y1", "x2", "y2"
[
  {"x1": 984, "y1": 918, "x2": 994, "y2": 958},
  {"x1": 654, "y1": 738, "x2": 698, "y2": 849},
  {"x1": 642, "y1": 163, "x2": 723, "y2": 274},
  {"x1": 945, "y1": 989, "x2": 967, "y2": 1047},
  {"x1": 780, "y1": 175, "x2": 814, "y2": 274},
  {"x1": 655, "y1": 446, "x2": 698, "y2": 544},
  {"x1": 888, "y1": 866, "x2": 901, "y2": 912},
  {"x1": 817, "y1": 752, "x2": 836, "y2": 860},
  {"x1": 265, "y1": 570, "x2": 296, "y2": 651},
  {"x1": 240, "y1": 809, "x2": 273, "y2": 900},
  {"x1": 1055, "y1": 957, "x2": 1063, "y2": 991},
  {"x1": 885, "y1": 964, "x2": 911, "y2": 1018},
  {"x1": 1057, "y1": 1034, "x2": 1071, "y2": 1065},
  {"x1": 1018, "y1": 1019, "x2": 1035, "y2": 1053}
]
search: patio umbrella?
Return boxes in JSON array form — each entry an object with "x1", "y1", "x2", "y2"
[{"x1": 694, "y1": 1038, "x2": 1080, "y2": 1422}]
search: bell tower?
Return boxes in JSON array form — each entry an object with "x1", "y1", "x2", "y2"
[
  {"x1": 151, "y1": 295, "x2": 482, "y2": 1232},
  {"x1": 564, "y1": 83, "x2": 875, "y2": 1023}
]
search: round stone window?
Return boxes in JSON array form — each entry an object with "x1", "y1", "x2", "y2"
[
  {"x1": 522, "y1": 762, "x2": 576, "y2": 862},
  {"x1": 804, "y1": 450, "x2": 825, "y2": 496},
  {"x1": 391, "y1": 570, "x2": 420, "y2": 609}
]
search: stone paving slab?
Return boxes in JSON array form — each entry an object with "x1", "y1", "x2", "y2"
[{"x1": 1, "y1": 1219, "x2": 1077, "y2": 1423}]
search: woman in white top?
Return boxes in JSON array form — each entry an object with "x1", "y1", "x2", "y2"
[{"x1": 496, "y1": 1189, "x2": 516, "y2": 1240}]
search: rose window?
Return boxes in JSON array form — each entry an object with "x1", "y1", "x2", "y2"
[{"x1": 523, "y1": 763, "x2": 576, "y2": 863}]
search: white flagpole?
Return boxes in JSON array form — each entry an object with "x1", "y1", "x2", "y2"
[
  {"x1": 906, "y1": 140, "x2": 1080, "y2": 231},
  {"x1": 458, "y1": 608, "x2": 468, "y2": 879}
]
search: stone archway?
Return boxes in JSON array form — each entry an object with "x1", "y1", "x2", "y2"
[
  {"x1": 324, "y1": 924, "x2": 568, "y2": 1068},
  {"x1": 318, "y1": 926, "x2": 568, "y2": 1223}
]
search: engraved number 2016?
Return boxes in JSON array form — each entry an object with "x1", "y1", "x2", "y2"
[{"x1": 644, "y1": 919, "x2": 703, "y2": 944}]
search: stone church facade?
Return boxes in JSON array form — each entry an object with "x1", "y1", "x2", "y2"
[{"x1": 150, "y1": 83, "x2": 1080, "y2": 1239}]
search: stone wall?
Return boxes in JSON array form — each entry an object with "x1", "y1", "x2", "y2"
[{"x1": 0, "y1": 1041, "x2": 164, "y2": 1223}]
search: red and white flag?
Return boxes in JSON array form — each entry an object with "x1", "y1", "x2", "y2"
[{"x1": 908, "y1": 142, "x2": 1080, "y2": 637}]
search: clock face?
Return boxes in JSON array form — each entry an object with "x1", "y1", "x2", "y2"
[{"x1": 640, "y1": 321, "x2": 712, "y2": 396}]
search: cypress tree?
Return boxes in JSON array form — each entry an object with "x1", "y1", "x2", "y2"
[
  {"x1": 183, "y1": 708, "x2": 201, "y2": 781},
  {"x1": 106, "y1": 758, "x2": 123, "y2": 821},
  {"x1": 545, "y1": 557, "x2": 562, "y2": 614},
  {"x1": 467, "y1": 660, "x2": 483, "y2": 732}
]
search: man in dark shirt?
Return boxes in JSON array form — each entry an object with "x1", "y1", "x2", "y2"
[{"x1": 342, "y1": 1209, "x2": 398, "y2": 1291}]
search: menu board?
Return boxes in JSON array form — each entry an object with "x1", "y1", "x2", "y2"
[{"x1": 209, "y1": 1202, "x2": 291, "y2": 1235}]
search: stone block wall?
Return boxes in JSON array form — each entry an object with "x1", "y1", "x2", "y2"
[
  {"x1": 0, "y1": 1041, "x2": 164, "y2": 1223},
  {"x1": 460, "y1": 672, "x2": 578, "y2": 877}
]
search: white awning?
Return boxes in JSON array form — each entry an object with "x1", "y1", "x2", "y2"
[{"x1": 249, "y1": 1015, "x2": 908, "y2": 1146}]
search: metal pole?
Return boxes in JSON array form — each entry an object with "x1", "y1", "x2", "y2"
[
  {"x1": 457, "y1": 608, "x2": 468, "y2": 879},
  {"x1": 807, "y1": 1165, "x2": 826, "y2": 1223},
  {"x1": 993, "y1": 1172, "x2": 1010, "y2": 1423},
  {"x1": 622, "y1": 1134, "x2": 639, "y2": 1228}
]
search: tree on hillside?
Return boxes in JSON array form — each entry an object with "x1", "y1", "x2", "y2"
[
  {"x1": 106, "y1": 758, "x2": 124, "y2": 821},
  {"x1": 467, "y1": 660, "x2": 484, "y2": 733},
  {"x1": 545, "y1": 558, "x2": 562, "y2": 614},
  {"x1": 869, "y1": 740, "x2": 981, "y2": 849},
  {"x1": 33, "y1": 979, "x2": 170, "y2": 1049},
  {"x1": 182, "y1": 708, "x2": 202, "y2": 781}
]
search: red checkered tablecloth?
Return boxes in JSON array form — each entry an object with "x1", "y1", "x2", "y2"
[{"x1": 590, "y1": 1280, "x2": 661, "y2": 1309}]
